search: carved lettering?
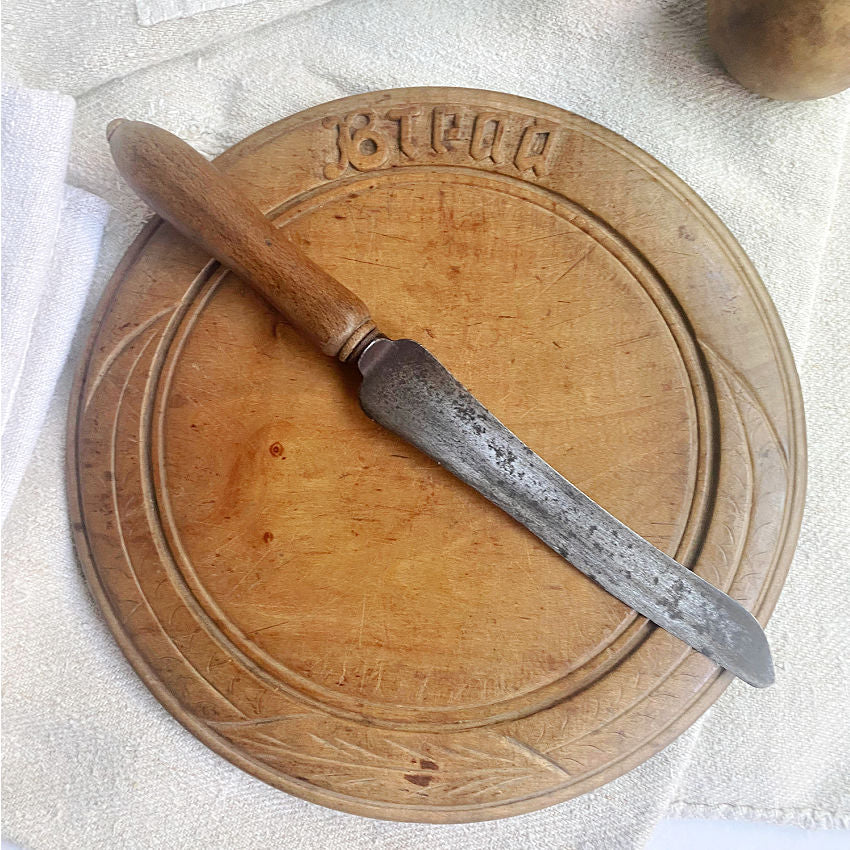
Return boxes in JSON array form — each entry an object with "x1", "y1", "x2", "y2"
[
  {"x1": 321, "y1": 104, "x2": 562, "y2": 180},
  {"x1": 515, "y1": 120, "x2": 558, "y2": 176},
  {"x1": 432, "y1": 107, "x2": 471, "y2": 154},
  {"x1": 323, "y1": 111, "x2": 391, "y2": 179},
  {"x1": 386, "y1": 106, "x2": 421, "y2": 158},
  {"x1": 470, "y1": 112, "x2": 509, "y2": 163}
]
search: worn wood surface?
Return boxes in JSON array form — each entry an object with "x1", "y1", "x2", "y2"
[
  {"x1": 107, "y1": 119, "x2": 376, "y2": 359},
  {"x1": 68, "y1": 87, "x2": 805, "y2": 822},
  {"x1": 709, "y1": 0, "x2": 850, "y2": 101}
]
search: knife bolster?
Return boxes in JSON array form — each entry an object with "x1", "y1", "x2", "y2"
[{"x1": 337, "y1": 321, "x2": 382, "y2": 363}]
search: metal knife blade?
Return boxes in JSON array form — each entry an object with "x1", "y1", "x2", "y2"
[
  {"x1": 107, "y1": 119, "x2": 774, "y2": 690},
  {"x1": 358, "y1": 337, "x2": 774, "y2": 688}
]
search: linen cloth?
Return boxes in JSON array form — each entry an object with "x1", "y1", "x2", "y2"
[
  {"x1": 2, "y1": 1, "x2": 849, "y2": 847},
  {"x1": 0, "y1": 85, "x2": 109, "y2": 524},
  {"x1": 137, "y1": 0, "x2": 255, "y2": 28},
  {"x1": 134, "y1": 0, "x2": 313, "y2": 28}
]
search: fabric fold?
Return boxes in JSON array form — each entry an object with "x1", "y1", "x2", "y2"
[
  {"x1": 137, "y1": 0, "x2": 259, "y2": 27},
  {"x1": 1, "y1": 85, "x2": 110, "y2": 523}
]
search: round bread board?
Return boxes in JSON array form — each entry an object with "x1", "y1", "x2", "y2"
[{"x1": 68, "y1": 87, "x2": 805, "y2": 822}]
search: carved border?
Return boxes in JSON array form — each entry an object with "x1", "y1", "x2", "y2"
[{"x1": 67, "y1": 88, "x2": 805, "y2": 822}]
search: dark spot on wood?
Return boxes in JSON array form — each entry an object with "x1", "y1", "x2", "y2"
[
  {"x1": 404, "y1": 773, "x2": 431, "y2": 786},
  {"x1": 269, "y1": 441, "x2": 285, "y2": 458},
  {"x1": 263, "y1": 531, "x2": 274, "y2": 544},
  {"x1": 419, "y1": 759, "x2": 438, "y2": 770}
]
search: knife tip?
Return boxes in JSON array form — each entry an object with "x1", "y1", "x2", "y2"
[
  {"x1": 745, "y1": 658, "x2": 775, "y2": 688},
  {"x1": 737, "y1": 617, "x2": 775, "y2": 688},
  {"x1": 705, "y1": 596, "x2": 775, "y2": 688}
]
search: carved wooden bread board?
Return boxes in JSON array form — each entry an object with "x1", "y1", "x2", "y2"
[{"x1": 68, "y1": 87, "x2": 805, "y2": 822}]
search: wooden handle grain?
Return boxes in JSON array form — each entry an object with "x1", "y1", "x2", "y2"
[{"x1": 107, "y1": 119, "x2": 376, "y2": 360}]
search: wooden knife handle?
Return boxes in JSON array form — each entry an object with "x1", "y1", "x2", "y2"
[{"x1": 107, "y1": 119, "x2": 377, "y2": 360}]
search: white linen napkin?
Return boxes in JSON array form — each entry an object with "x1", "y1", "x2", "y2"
[{"x1": 0, "y1": 84, "x2": 109, "y2": 524}]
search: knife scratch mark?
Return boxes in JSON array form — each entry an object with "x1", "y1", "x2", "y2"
[
  {"x1": 516, "y1": 542, "x2": 544, "y2": 599},
  {"x1": 508, "y1": 229, "x2": 574, "y2": 245},
  {"x1": 541, "y1": 245, "x2": 596, "y2": 292},
  {"x1": 357, "y1": 595, "x2": 368, "y2": 649},
  {"x1": 246, "y1": 618, "x2": 292, "y2": 637},
  {"x1": 335, "y1": 255, "x2": 402, "y2": 270},
  {"x1": 372, "y1": 230, "x2": 414, "y2": 243},
  {"x1": 415, "y1": 674, "x2": 430, "y2": 702},
  {"x1": 229, "y1": 548, "x2": 278, "y2": 596},
  {"x1": 376, "y1": 564, "x2": 392, "y2": 648}
]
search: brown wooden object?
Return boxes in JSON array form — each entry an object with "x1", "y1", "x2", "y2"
[
  {"x1": 107, "y1": 119, "x2": 375, "y2": 359},
  {"x1": 68, "y1": 88, "x2": 805, "y2": 822},
  {"x1": 709, "y1": 0, "x2": 850, "y2": 100}
]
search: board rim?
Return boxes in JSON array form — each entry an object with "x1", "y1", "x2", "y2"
[{"x1": 66, "y1": 86, "x2": 806, "y2": 822}]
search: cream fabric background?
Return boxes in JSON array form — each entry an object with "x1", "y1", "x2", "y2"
[{"x1": 3, "y1": 1, "x2": 849, "y2": 847}]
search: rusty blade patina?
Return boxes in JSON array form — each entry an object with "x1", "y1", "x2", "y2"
[{"x1": 358, "y1": 337, "x2": 774, "y2": 688}]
